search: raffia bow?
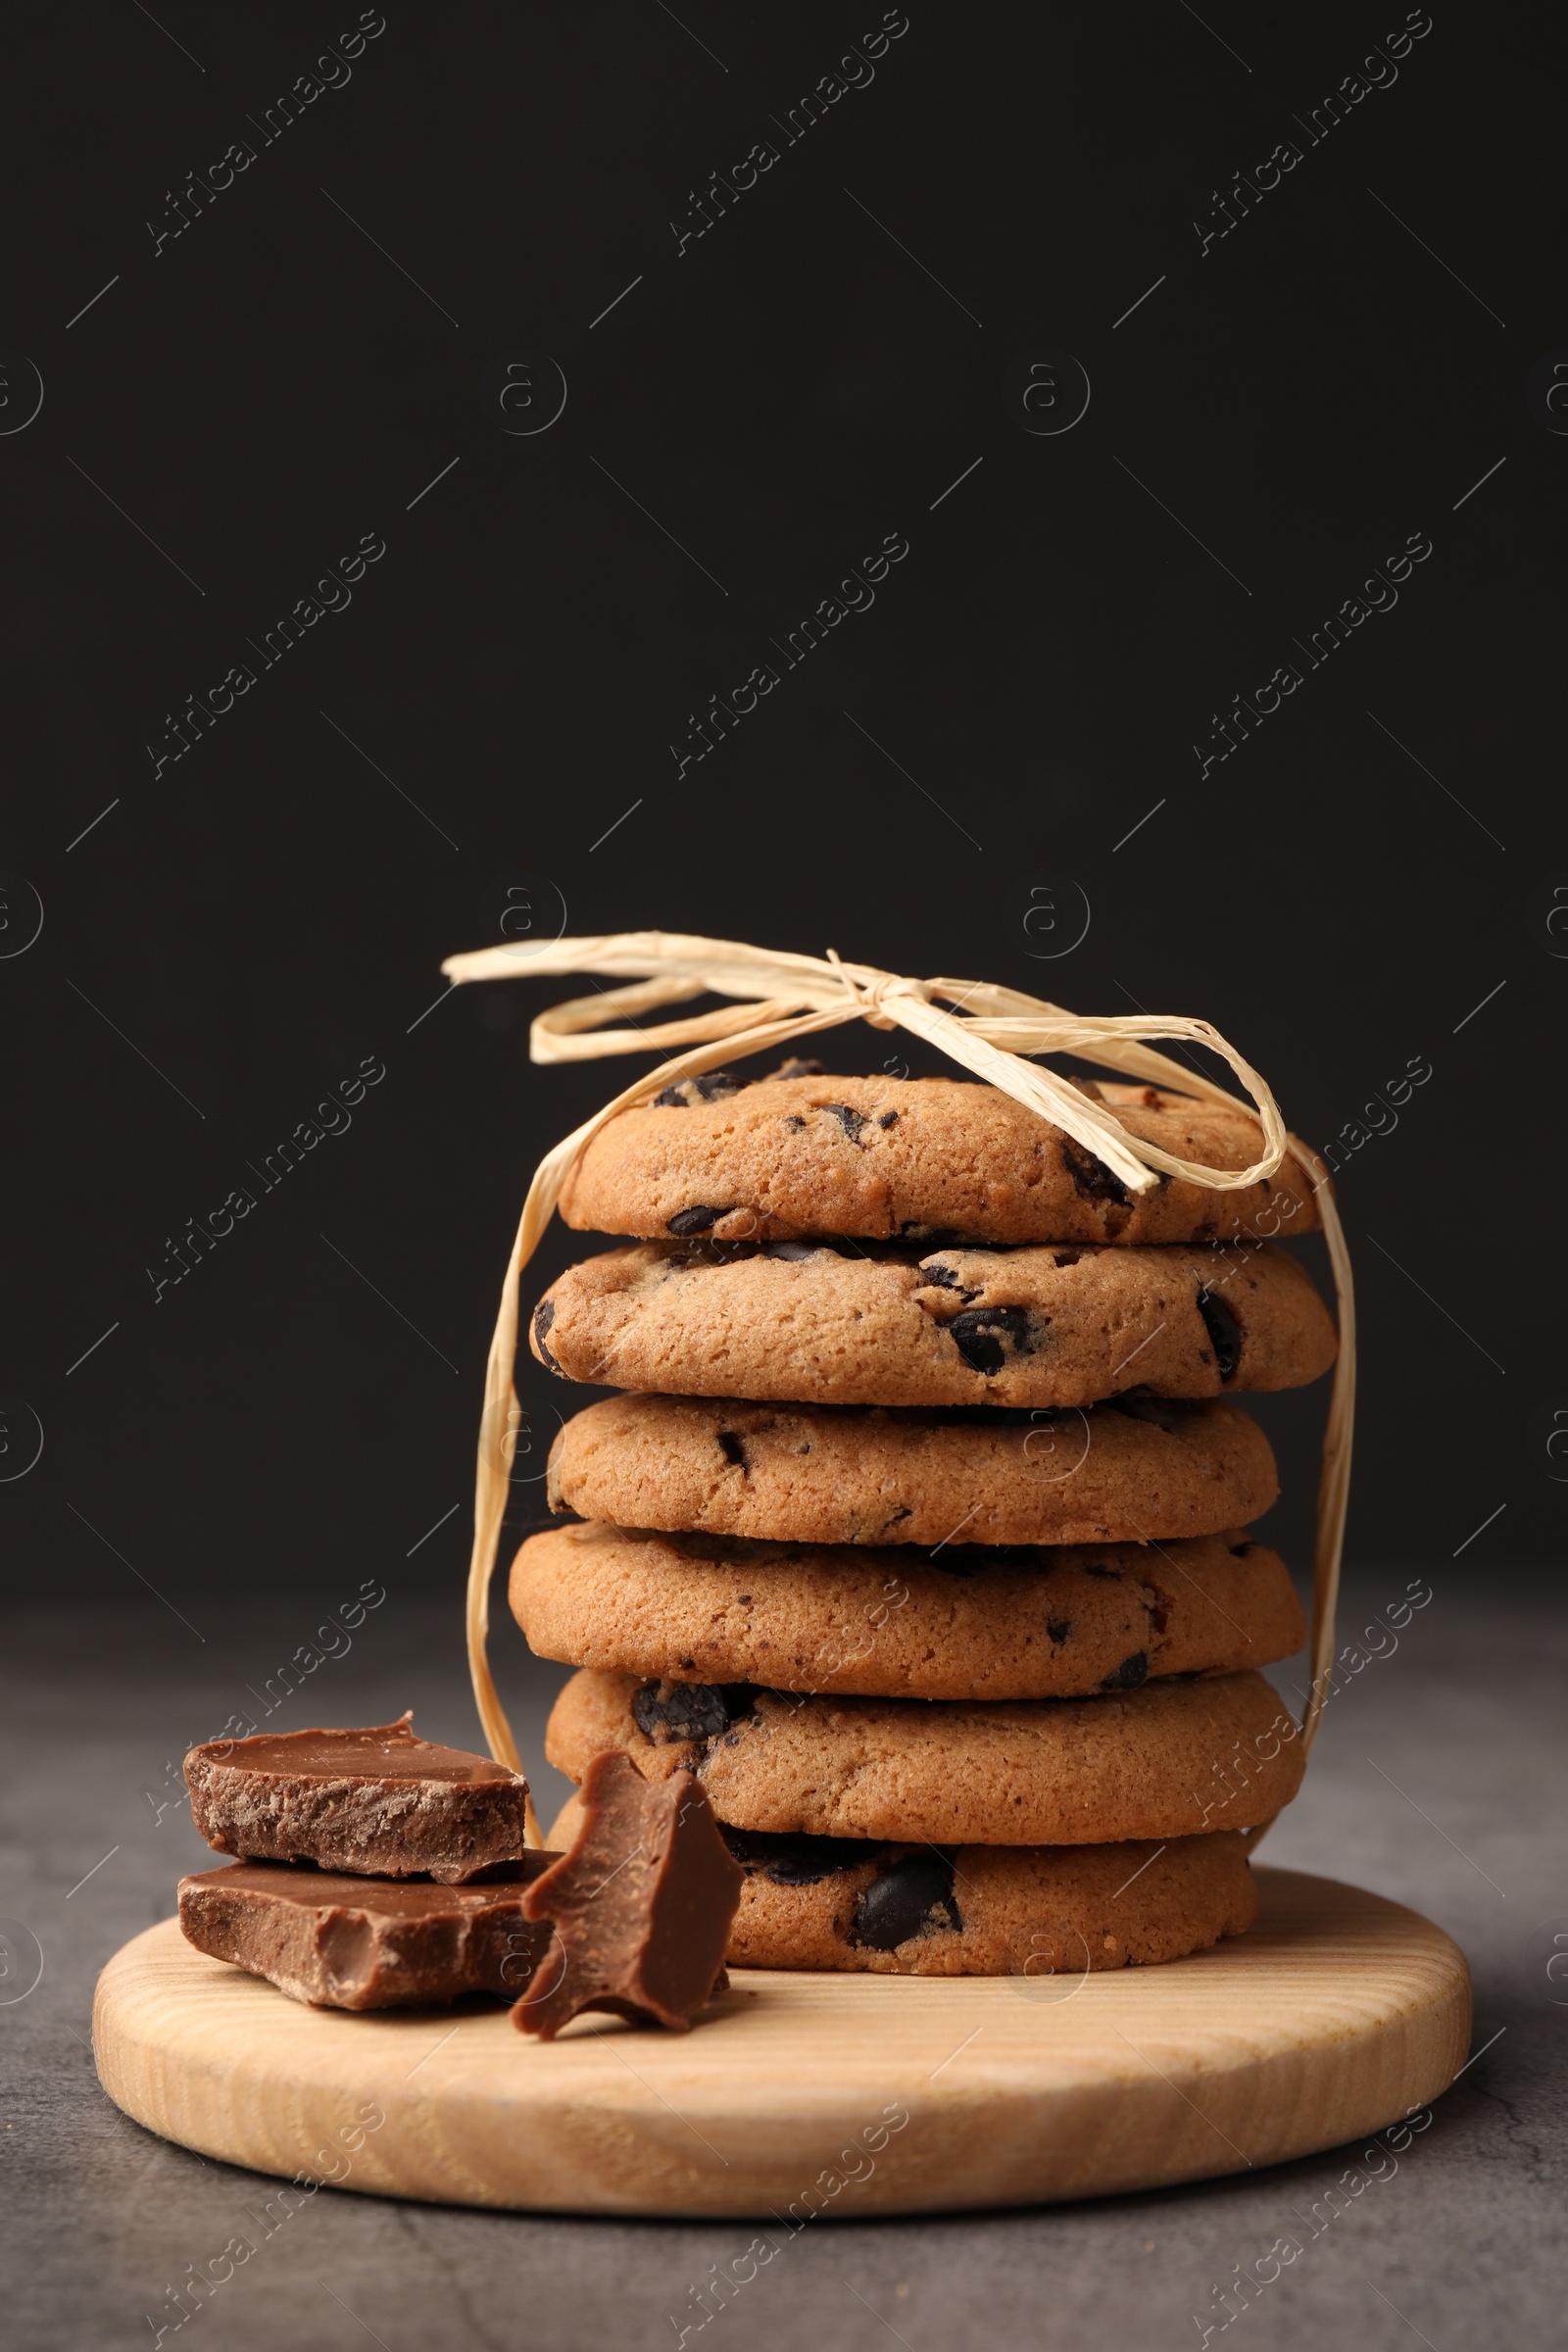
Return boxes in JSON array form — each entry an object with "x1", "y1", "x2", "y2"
[{"x1": 442, "y1": 932, "x2": 1354, "y2": 1853}]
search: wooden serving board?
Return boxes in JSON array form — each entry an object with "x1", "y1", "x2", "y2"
[{"x1": 93, "y1": 1868, "x2": 1469, "y2": 2217}]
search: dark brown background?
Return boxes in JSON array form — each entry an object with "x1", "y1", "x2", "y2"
[{"x1": 5, "y1": 1, "x2": 1562, "y2": 1628}]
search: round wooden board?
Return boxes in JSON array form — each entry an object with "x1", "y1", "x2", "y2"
[{"x1": 94, "y1": 1867, "x2": 1469, "y2": 2217}]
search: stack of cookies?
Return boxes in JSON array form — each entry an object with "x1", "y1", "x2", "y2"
[{"x1": 513, "y1": 1064, "x2": 1337, "y2": 1981}]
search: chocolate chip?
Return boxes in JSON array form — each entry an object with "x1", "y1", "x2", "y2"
[
  {"x1": 1047, "y1": 1617, "x2": 1072, "y2": 1644},
  {"x1": 918, "y1": 1261, "x2": 965, "y2": 1290},
  {"x1": 717, "y1": 1430, "x2": 750, "y2": 1471},
  {"x1": 771, "y1": 1058, "x2": 824, "y2": 1081},
  {"x1": 655, "y1": 1071, "x2": 750, "y2": 1107},
  {"x1": 1059, "y1": 1136, "x2": 1130, "y2": 1207},
  {"x1": 768, "y1": 1837, "x2": 872, "y2": 1886},
  {"x1": 667, "y1": 1205, "x2": 726, "y2": 1236},
  {"x1": 761, "y1": 1241, "x2": 818, "y2": 1260},
  {"x1": 721, "y1": 1828, "x2": 868, "y2": 1884},
  {"x1": 950, "y1": 1307, "x2": 1035, "y2": 1373},
  {"x1": 531, "y1": 1298, "x2": 560, "y2": 1374},
  {"x1": 823, "y1": 1103, "x2": 866, "y2": 1142},
  {"x1": 631, "y1": 1682, "x2": 753, "y2": 1742},
  {"x1": 1101, "y1": 1651, "x2": 1149, "y2": 1690},
  {"x1": 781, "y1": 1115, "x2": 807, "y2": 1132},
  {"x1": 1107, "y1": 1398, "x2": 1187, "y2": 1431},
  {"x1": 1197, "y1": 1286, "x2": 1243, "y2": 1382},
  {"x1": 877, "y1": 1111, "x2": 899, "y2": 1129},
  {"x1": 853, "y1": 1854, "x2": 962, "y2": 1950}
]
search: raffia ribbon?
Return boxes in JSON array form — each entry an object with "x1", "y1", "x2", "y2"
[{"x1": 442, "y1": 932, "x2": 1354, "y2": 1855}]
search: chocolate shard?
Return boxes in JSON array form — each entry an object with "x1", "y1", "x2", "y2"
[
  {"x1": 184, "y1": 1716, "x2": 532, "y2": 1885},
  {"x1": 178, "y1": 1858, "x2": 558, "y2": 2010},
  {"x1": 513, "y1": 1751, "x2": 742, "y2": 2038},
  {"x1": 1196, "y1": 1285, "x2": 1243, "y2": 1382}
]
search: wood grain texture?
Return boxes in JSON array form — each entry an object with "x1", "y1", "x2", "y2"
[{"x1": 93, "y1": 1867, "x2": 1470, "y2": 2218}]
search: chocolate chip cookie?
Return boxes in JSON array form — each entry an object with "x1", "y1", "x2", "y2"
[
  {"x1": 529, "y1": 1239, "x2": 1336, "y2": 1408},
  {"x1": 545, "y1": 1667, "x2": 1303, "y2": 1845},
  {"x1": 545, "y1": 1392, "x2": 1279, "y2": 1546},
  {"x1": 545, "y1": 1801, "x2": 1258, "y2": 1978},
  {"x1": 560, "y1": 1073, "x2": 1322, "y2": 1247},
  {"x1": 512, "y1": 1522, "x2": 1304, "y2": 1700}
]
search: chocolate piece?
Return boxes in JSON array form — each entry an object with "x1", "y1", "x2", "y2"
[
  {"x1": 666, "y1": 1205, "x2": 726, "y2": 1235},
  {"x1": 1059, "y1": 1136, "x2": 1130, "y2": 1207},
  {"x1": 184, "y1": 1716, "x2": 532, "y2": 1884},
  {"x1": 725, "y1": 1828, "x2": 870, "y2": 1886},
  {"x1": 178, "y1": 1858, "x2": 557, "y2": 2010},
  {"x1": 513, "y1": 1752, "x2": 742, "y2": 2037},
  {"x1": 532, "y1": 1298, "x2": 559, "y2": 1370},
  {"x1": 631, "y1": 1680, "x2": 745, "y2": 1741},
  {"x1": 823, "y1": 1102, "x2": 867, "y2": 1142},
  {"x1": 949, "y1": 1305, "x2": 1036, "y2": 1372},
  {"x1": 1101, "y1": 1650, "x2": 1150, "y2": 1690},
  {"x1": 1196, "y1": 1285, "x2": 1243, "y2": 1382},
  {"x1": 655, "y1": 1071, "x2": 749, "y2": 1106},
  {"x1": 853, "y1": 1853, "x2": 961, "y2": 1950}
]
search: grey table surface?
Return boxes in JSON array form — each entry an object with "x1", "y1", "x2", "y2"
[{"x1": 3, "y1": 1561, "x2": 1563, "y2": 2352}]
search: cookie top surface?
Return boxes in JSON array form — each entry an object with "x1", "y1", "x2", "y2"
[
  {"x1": 545, "y1": 1666, "x2": 1304, "y2": 1845},
  {"x1": 560, "y1": 1072, "x2": 1323, "y2": 1248},
  {"x1": 543, "y1": 1801, "x2": 1258, "y2": 1978},
  {"x1": 512, "y1": 1522, "x2": 1304, "y2": 1700},
  {"x1": 545, "y1": 1392, "x2": 1279, "y2": 1546},
  {"x1": 530, "y1": 1239, "x2": 1337, "y2": 1409}
]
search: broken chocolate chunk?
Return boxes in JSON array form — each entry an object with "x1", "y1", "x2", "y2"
[
  {"x1": 514, "y1": 1751, "x2": 741, "y2": 2037},
  {"x1": 823, "y1": 1102, "x2": 867, "y2": 1142},
  {"x1": 654, "y1": 1071, "x2": 750, "y2": 1106},
  {"x1": 877, "y1": 1110, "x2": 899, "y2": 1129},
  {"x1": 666, "y1": 1205, "x2": 727, "y2": 1236},
  {"x1": 1101, "y1": 1651, "x2": 1150, "y2": 1690},
  {"x1": 853, "y1": 1853, "x2": 961, "y2": 1950},
  {"x1": 950, "y1": 1306, "x2": 1036, "y2": 1373},
  {"x1": 183, "y1": 1717, "x2": 532, "y2": 1885},
  {"x1": 1196, "y1": 1285, "x2": 1243, "y2": 1382},
  {"x1": 1059, "y1": 1136, "x2": 1130, "y2": 1207},
  {"x1": 178, "y1": 1858, "x2": 556, "y2": 2009},
  {"x1": 631, "y1": 1680, "x2": 751, "y2": 1742},
  {"x1": 1046, "y1": 1617, "x2": 1073, "y2": 1645},
  {"x1": 717, "y1": 1430, "x2": 750, "y2": 1470}
]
